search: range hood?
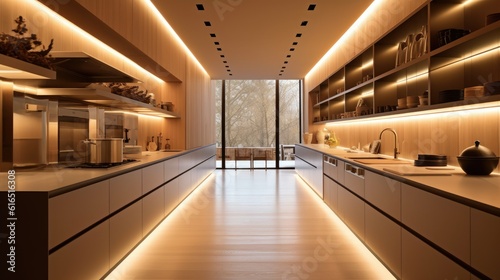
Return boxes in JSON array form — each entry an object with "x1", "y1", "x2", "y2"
[{"x1": 14, "y1": 51, "x2": 141, "y2": 88}]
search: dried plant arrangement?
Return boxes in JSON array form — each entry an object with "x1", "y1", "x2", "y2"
[{"x1": 0, "y1": 16, "x2": 54, "y2": 69}]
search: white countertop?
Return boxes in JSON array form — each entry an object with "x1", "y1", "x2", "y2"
[
  {"x1": 299, "y1": 144, "x2": 500, "y2": 215},
  {"x1": 0, "y1": 150, "x2": 184, "y2": 195}
]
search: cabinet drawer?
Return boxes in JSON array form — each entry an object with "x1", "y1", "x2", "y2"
[
  {"x1": 165, "y1": 177, "x2": 180, "y2": 215},
  {"x1": 365, "y1": 170, "x2": 401, "y2": 220},
  {"x1": 323, "y1": 155, "x2": 338, "y2": 180},
  {"x1": 323, "y1": 175, "x2": 339, "y2": 212},
  {"x1": 49, "y1": 221, "x2": 110, "y2": 280},
  {"x1": 402, "y1": 229, "x2": 470, "y2": 280},
  {"x1": 49, "y1": 180, "x2": 109, "y2": 249},
  {"x1": 110, "y1": 201, "x2": 142, "y2": 266},
  {"x1": 471, "y1": 209, "x2": 500, "y2": 279},
  {"x1": 365, "y1": 205, "x2": 401, "y2": 278},
  {"x1": 338, "y1": 186, "x2": 365, "y2": 240},
  {"x1": 344, "y1": 163, "x2": 365, "y2": 197},
  {"x1": 164, "y1": 156, "x2": 179, "y2": 182},
  {"x1": 142, "y1": 162, "x2": 164, "y2": 194},
  {"x1": 110, "y1": 169, "x2": 142, "y2": 213},
  {"x1": 143, "y1": 186, "x2": 165, "y2": 235},
  {"x1": 402, "y1": 184, "x2": 470, "y2": 263}
]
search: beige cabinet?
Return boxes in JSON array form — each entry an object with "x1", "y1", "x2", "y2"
[
  {"x1": 402, "y1": 229, "x2": 470, "y2": 280},
  {"x1": 49, "y1": 180, "x2": 109, "y2": 249},
  {"x1": 364, "y1": 170, "x2": 401, "y2": 220},
  {"x1": 337, "y1": 186, "x2": 365, "y2": 240},
  {"x1": 49, "y1": 221, "x2": 110, "y2": 280},
  {"x1": 164, "y1": 156, "x2": 179, "y2": 182},
  {"x1": 344, "y1": 163, "x2": 365, "y2": 197},
  {"x1": 165, "y1": 177, "x2": 180, "y2": 215},
  {"x1": 143, "y1": 186, "x2": 165, "y2": 235},
  {"x1": 323, "y1": 175, "x2": 339, "y2": 212},
  {"x1": 365, "y1": 204, "x2": 401, "y2": 278},
  {"x1": 295, "y1": 145, "x2": 323, "y2": 198},
  {"x1": 402, "y1": 183, "x2": 470, "y2": 264},
  {"x1": 109, "y1": 169, "x2": 142, "y2": 213},
  {"x1": 142, "y1": 162, "x2": 164, "y2": 194},
  {"x1": 471, "y1": 208, "x2": 500, "y2": 279},
  {"x1": 110, "y1": 201, "x2": 142, "y2": 265}
]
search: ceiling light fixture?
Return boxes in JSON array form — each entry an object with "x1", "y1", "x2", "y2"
[
  {"x1": 196, "y1": 4, "x2": 205, "y2": 10},
  {"x1": 293, "y1": 42, "x2": 298, "y2": 45},
  {"x1": 296, "y1": 33, "x2": 302, "y2": 37},
  {"x1": 308, "y1": 4, "x2": 316, "y2": 11},
  {"x1": 214, "y1": 42, "x2": 220, "y2": 45},
  {"x1": 210, "y1": 33, "x2": 216, "y2": 37},
  {"x1": 301, "y1": 21, "x2": 308, "y2": 26},
  {"x1": 290, "y1": 48, "x2": 295, "y2": 51},
  {"x1": 217, "y1": 48, "x2": 222, "y2": 51},
  {"x1": 204, "y1": 21, "x2": 211, "y2": 26}
]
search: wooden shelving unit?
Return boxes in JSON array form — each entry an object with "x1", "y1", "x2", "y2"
[
  {"x1": 309, "y1": 0, "x2": 500, "y2": 124},
  {"x1": 35, "y1": 88, "x2": 180, "y2": 118}
]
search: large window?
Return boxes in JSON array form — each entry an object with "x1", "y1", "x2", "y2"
[{"x1": 215, "y1": 80, "x2": 301, "y2": 169}]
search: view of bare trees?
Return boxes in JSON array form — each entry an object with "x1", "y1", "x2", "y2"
[{"x1": 215, "y1": 80, "x2": 300, "y2": 148}]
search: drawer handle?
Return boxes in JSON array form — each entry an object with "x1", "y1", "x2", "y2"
[
  {"x1": 324, "y1": 156, "x2": 337, "y2": 166},
  {"x1": 346, "y1": 164, "x2": 365, "y2": 178}
]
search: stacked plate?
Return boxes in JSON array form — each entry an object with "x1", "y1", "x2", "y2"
[{"x1": 414, "y1": 154, "x2": 448, "y2": 166}]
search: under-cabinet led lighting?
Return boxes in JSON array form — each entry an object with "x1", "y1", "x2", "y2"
[
  {"x1": 433, "y1": 45, "x2": 500, "y2": 71},
  {"x1": 326, "y1": 101, "x2": 500, "y2": 127},
  {"x1": 396, "y1": 71, "x2": 428, "y2": 84},
  {"x1": 361, "y1": 90, "x2": 374, "y2": 97},
  {"x1": 144, "y1": 0, "x2": 208, "y2": 77},
  {"x1": 362, "y1": 60, "x2": 373, "y2": 69}
]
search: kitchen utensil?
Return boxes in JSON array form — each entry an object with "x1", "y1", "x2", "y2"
[
  {"x1": 83, "y1": 138, "x2": 123, "y2": 164},
  {"x1": 457, "y1": 140, "x2": 499, "y2": 175},
  {"x1": 147, "y1": 136, "x2": 157, "y2": 151}
]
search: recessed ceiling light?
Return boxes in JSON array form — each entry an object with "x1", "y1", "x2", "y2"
[
  {"x1": 227, "y1": 69, "x2": 231, "y2": 72},
  {"x1": 282, "y1": 66, "x2": 286, "y2": 69},
  {"x1": 290, "y1": 48, "x2": 295, "y2": 51},
  {"x1": 196, "y1": 4, "x2": 205, "y2": 10},
  {"x1": 214, "y1": 42, "x2": 220, "y2": 45},
  {"x1": 229, "y1": 73, "x2": 233, "y2": 76},
  {"x1": 225, "y1": 65, "x2": 229, "y2": 68},
  {"x1": 284, "y1": 61, "x2": 289, "y2": 64},
  {"x1": 292, "y1": 42, "x2": 298, "y2": 45},
  {"x1": 204, "y1": 21, "x2": 211, "y2": 26},
  {"x1": 217, "y1": 48, "x2": 222, "y2": 51},
  {"x1": 220, "y1": 55, "x2": 225, "y2": 58},
  {"x1": 287, "y1": 55, "x2": 291, "y2": 58},
  {"x1": 210, "y1": 33, "x2": 216, "y2": 37},
  {"x1": 308, "y1": 4, "x2": 316, "y2": 11},
  {"x1": 223, "y1": 61, "x2": 227, "y2": 63},
  {"x1": 296, "y1": 33, "x2": 302, "y2": 37},
  {"x1": 280, "y1": 70, "x2": 284, "y2": 72},
  {"x1": 301, "y1": 21, "x2": 308, "y2": 26}
]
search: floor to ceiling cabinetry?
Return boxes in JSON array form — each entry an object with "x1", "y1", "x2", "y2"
[{"x1": 310, "y1": 0, "x2": 500, "y2": 124}]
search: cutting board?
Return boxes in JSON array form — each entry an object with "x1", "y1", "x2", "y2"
[
  {"x1": 354, "y1": 159, "x2": 411, "y2": 164},
  {"x1": 383, "y1": 166, "x2": 455, "y2": 176}
]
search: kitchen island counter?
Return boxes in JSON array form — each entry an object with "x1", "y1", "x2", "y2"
[{"x1": 0, "y1": 150, "x2": 185, "y2": 195}]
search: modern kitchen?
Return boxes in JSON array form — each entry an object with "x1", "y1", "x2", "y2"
[{"x1": 1, "y1": 0, "x2": 500, "y2": 279}]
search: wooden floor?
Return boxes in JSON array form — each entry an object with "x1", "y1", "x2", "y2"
[{"x1": 105, "y1": 170, "x2": 395, "y2": 280}]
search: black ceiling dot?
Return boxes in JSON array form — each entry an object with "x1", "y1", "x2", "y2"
[
  {"x1": 229, "y1": 73, "x2": 233, "y2": 76},
  {"x1": 210, "y1": 33, "x2": 216, "y2": 37},
  {"x1": 220, "y1": 55, "x2": 225, "y2": 58},
  {"x1": 292, "y1": 42, "x2": 298, "y2": 45},
  {"x1": 196, "y1": 4, "x2": 205, "y2": 10},
  {"x1": 227, "y1": 69, "x2": 231, "y2": 72},
  {"x1": 225, "y1": 65, "x2": 229, "y2": 68},
  {"x1": 301, "y1": 21, "x2": 308, "y2": 26},
  {"x1": 214, "y1": 42, "x2": 220, "y2": 45},
  {"x1": 280, "y1": 69, "x2": 284, "y2": 72},
  {"x1": 217, "y1": 48, "x2": 222, "y2": 51},
  {"x1": 287, "y1": 55, "x2": 291, "y2": 58},
  {"x1": 204, "y1": 21, "x2": 211, "y2": 26},
  {"x1": 282, "y1": 66, "x2": 286, "y2": 69},
  {"x1": 284, "y1": 61, "x2": 289, "y2": 64},
  {"x1": 290, "y1": 48, "x2": 295, "y2": 51},
  {"x1": 308, "y1": 4, "x2": 316, "y2": 11},
  {"x1": 223, "y1": 60, "x2": 227, "y2": 63},
  {"x1": 296, "y1": 33, "x2": 302, "y2": 37}
]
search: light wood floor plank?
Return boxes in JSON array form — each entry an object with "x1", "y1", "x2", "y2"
[{"x1": 105, "y1": 170, "x2": 396, "y2": 280}]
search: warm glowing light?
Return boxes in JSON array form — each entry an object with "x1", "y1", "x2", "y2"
[
  {"x1": 396, "y1": 71, "x2": 428, "y2": 84},
  {"x1": 362, "y1": 60, "x2": 374, "y2": 69},
  {"x1": 295, "y1": 174, "x2": 397, "y2": 279},
  {"x1": 144, "y1": 0, "x2": 209, "y2": 77},
  {"x1": 27, "y1": 0, "x2": 164, "y2": 84},
  {"x1": 13, "y1": 84, "x2": 38, "y2": 95},
  {"x1": 327, "y1": 101, "x2": 500, "y2": 127},
  {"x1": 434, "y1": 45, "x2": 500, "y2": 71},
  {"x1": 306, "y1": 0, "x2": 383, "y2": 80},
  {"x1": 361, "y1": 90, "x2": 374, "y2": 97}
]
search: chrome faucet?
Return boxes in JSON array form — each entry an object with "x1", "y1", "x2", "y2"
[{"x1": 379, "y1": 128, "x2": 400, "y2": 159}]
